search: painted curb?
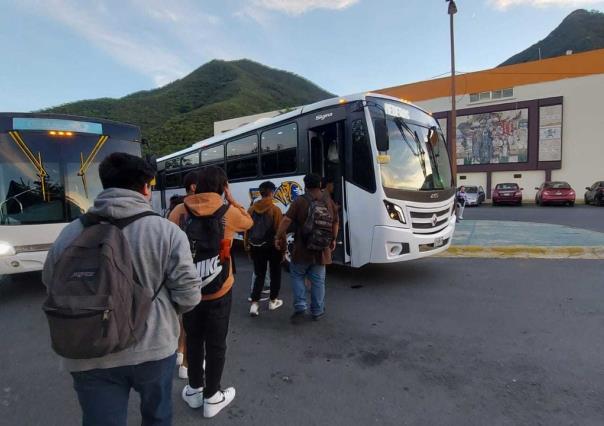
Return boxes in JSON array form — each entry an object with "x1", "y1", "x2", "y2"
[{"x1": 437, "y1": 245, "x2": 604, "y2": 260}]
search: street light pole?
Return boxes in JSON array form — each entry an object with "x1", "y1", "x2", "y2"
[{"x1": 447, "y1": 0, "x2": 458, "y2": 183}]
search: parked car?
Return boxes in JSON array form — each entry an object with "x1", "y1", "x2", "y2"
[
  {"x1": 492, "y1": 183, "x2": 523, "y2": 206},
  {"x1": 584, "y1": 181, "x2": 604, "y2": 206},
  {"x1": 457, "y1": 185, "x2": 485, "y2": 206},
  {"x1": 535, "y1": 181, "x2": 576, "y2": 206}
]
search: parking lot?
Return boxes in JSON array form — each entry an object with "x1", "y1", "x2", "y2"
[{"x1": 1, "y1": 206, "x2": 604, "y2": 426}]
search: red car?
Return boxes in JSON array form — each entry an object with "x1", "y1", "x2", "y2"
[
  {"x1": 535, "y1": 181, "x2": 576, "y2": 206},
  {"x1": 492, "y1": 183, "x2": 523, "y2": 205}
]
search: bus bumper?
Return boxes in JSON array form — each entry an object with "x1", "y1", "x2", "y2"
[
  {"x1": 0, "y1": 251, "x2": 48, "y2": 275},
  {"x1": 370, "y1": 217, "x2": 456, "y2": 263}
]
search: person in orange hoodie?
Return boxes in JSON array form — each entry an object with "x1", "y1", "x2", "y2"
[
  {"x1": 244, "y1": 181, "x2": 284, "y2": 317},
  {"x1": 168, "y1": 171, "x2": 198, "y2": 380},
  {"x1": 180, "y1": 166, "x2": 253, "y2": 418}
]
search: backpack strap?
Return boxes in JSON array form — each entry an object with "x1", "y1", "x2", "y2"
[{"x1": 112, "y1": 211, "x2": 160, "y2": 230}]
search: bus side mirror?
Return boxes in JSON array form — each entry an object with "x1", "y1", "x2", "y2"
[
  {"x1": 374, "y1": 118, "x2": 389, "y2": 152},
  {"x1": 428, "y1": 126, "x2": 439, "y2": 145},
  {"x1": 145, "y1": 153, "x2": 158, "y2": 171}
]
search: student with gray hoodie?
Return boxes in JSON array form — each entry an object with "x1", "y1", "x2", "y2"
[{"x1": 42, "y1": 153, "x2": 202, "y2": 426}]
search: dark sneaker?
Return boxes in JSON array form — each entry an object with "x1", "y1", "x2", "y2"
[
  {"x1": 312, "y1": 312, "x2": 325, "y2": 321},
  {"x1": 290, "y1": 311, "x2": 306, "y2": 324}
]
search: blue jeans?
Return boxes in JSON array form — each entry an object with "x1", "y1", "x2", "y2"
[
  {"x1": 71, "y1": 354, "x2": 176, "y2": 426},
  {"x1": 290, "y1": 263, "x2": 326, "y2": 316}
]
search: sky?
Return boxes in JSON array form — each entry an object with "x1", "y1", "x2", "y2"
[{"x1": 1, "y1": 0, "x2": 603, "y2": 112}]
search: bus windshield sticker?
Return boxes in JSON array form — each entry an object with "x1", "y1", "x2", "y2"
[
  {"x1": 13, "y1": 118, "x2": 103, "y2": 135},
  {"x1": 384, "y1": 103, "x2": 410, "y2": 120}
]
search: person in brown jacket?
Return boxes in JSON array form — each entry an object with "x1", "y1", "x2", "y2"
[
  {"x1": 180, "y1": 166, "x2": 253, "y2": 418},
  {"x1": 244, "y1": 181, "x2": 284, "y2": 317},
  {"x1": 168, "y1": 171, "x2": 197, "y2": 380}
]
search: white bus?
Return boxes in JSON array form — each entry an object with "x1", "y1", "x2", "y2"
[
  {"x1": 0, "y1": 113, "x2": 142, "y2": 275},
  {"x1": 153, "y1": 93, "x2": 456, "y2": 268}
]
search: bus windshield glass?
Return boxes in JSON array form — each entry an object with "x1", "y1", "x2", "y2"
[
  {"x1": 0, "y1": 131, "x2": 140, "y2": 225},
  {"x1": 368, "y1": 97, "x2": 452, "y2": 191}
]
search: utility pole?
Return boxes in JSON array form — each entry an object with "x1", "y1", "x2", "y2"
[{"x1": 447, "y1": 0, "x2": 458, "y2": 183}]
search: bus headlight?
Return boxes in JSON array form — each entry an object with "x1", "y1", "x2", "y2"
[
  {"x1": 0, "y1": 241, "x2": 16, "y2": 256},
  {"x1": 384, "y1": 201, "x2": 406, "y2": 224}
]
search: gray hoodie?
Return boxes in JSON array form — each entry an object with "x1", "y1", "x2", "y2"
[{"x1": 42, "y1": 188, "x2": 202, "y2": 372}]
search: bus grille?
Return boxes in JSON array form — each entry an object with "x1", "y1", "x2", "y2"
[{"x1": 408, "y1": 205, "x2": 452, "y2": 234}]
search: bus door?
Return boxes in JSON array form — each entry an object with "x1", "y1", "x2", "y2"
[{"x1": 305, "y1": 111, "x2": 350, "y2": 264}]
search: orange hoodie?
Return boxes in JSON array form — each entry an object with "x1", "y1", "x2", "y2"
[
  {"x1": 244, "y1": 197, "x2": 283, "y2": 250},
  {"x1": 183, "y1": 192, "x2": 253, "y2": 301}
]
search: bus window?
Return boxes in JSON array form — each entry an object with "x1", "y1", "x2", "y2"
[
  {"x1": 165, "y1": 173, "x2": 182, "y2": 188},
  {"x1": 165, "y1": 158, "x2": 181, "y2": 171},
  {"x1": 227, "y1": 135, "x2": 258, "y2": 180},
  {"x1": 202, "y1": 145, "x2": 224, "y2": 164},
  {"x1": 261, "y1": 123, "x2": 297, "y2": 175},
  {"x1": 182, "y1": 151, "x2": 200, "y2": 168},
  {"x1": 351, "y1": 119, "x2": 375, "y2": 192}
]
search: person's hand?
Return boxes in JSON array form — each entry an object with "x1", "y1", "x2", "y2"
[
  {"x1": 224, "y1": 185, "x2": 235, "y2": 204},
  {"x1": 330, "y1": 239, "x2": 337, "y2": 252},
  {"x1": 275, "y1": 237, "x2": 284, "y2": 251}
]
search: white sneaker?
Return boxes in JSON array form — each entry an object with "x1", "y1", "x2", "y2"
[
  {"x1": 203, "y1": 388, "x2": 236, "y2": 418},
  {"x1": 250, "y1": 302, "x2": 259, "y2": 316},
  {"x1": 269, "y1": 299, "x2": 283, "y2": 311},
  {"x1": 181, "y1": 385, "x2": 204, "y2": 409},
  {"x1": 176, "y1": 352, "x2": 184, "y2": 366},
  {"x1": 178, "y1": 365, "x2": 188, "y2": 379}
]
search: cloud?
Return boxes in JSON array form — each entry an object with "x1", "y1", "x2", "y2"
[
  {"x1": 244, "y1": 0, "x2": 359, "y2": 17},
  {"x1": 15, "y1": 0, "x2": 225, "y2": 87},
  {"x1": 489, "y1": 0, "x2": 602, "y2": 10}
]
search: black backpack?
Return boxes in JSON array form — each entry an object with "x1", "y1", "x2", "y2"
[
  {"x1": 301, "y1": 193, "x2": 334, "y2": 251},
  {"x1": 248, "y1": 210, "x2": 274, "y2": 247},
  {"x1": 185, "y1": 204, "x2": 230, "y2": 295},
  {"x1": 42, "y1": 211, "x2": 161, "y2": 360}
]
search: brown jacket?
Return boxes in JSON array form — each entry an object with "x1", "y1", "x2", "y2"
[
  {"x1": 177, "y1": 193, "x2": 253, "y2": 301},
  {"x1": 244, "y1": 197, "x2": 283, "y2": 250}
]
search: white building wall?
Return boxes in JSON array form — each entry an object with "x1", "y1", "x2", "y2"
[
  {"x1": 457, "y1": 172, "x2": 487, "y2": 190},
  {"x1": 415, "y1": 74, "x2": 604, "y2": 202}
]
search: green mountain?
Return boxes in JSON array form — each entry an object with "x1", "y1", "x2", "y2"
[
  {"x1": 45, "y1": 59, "x2": 334, "y2": 155},
  {"x1": 499, "y1": 9, "x2": 604, "y2": 67}
]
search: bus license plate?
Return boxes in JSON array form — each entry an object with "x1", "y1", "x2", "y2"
[{"x1": 434, "y1": 237, "x2": 444, "y2": 247}]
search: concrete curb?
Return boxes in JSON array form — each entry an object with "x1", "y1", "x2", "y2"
[{"x1": 437, "y1": 245, "x2": 604, "y2": 260}]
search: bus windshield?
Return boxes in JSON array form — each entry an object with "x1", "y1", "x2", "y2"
[
  {"x1": 368, "y1": 98, "x2": 452, "y2": 192},
  {"x1": 0, "y1": 131, "x2": 140, "y2": 225}
]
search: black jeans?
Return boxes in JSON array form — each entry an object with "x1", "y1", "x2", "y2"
[
  {"x1": 182, "y1": 290, "x2": 232, "y2": 398},
  {"x1": 71, "y1": 354, "x2": 176, "y2": 426},
  {"x1": 250, "y1": 245, "x2": 282, "y2": 302}
]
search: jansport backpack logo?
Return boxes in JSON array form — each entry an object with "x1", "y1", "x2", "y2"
[
  {"x1": 185, "y1": 204, "x2": 230, "y2": 295},
  {"x1": 302, "y1": 193, "x2": 334, "y2": 251},
  {"x1": 42, "y1": 211, "x2": 161, "y2": 360}
]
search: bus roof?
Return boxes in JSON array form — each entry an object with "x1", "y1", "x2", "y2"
[
  {"x1": 158, "y1": 92, "x2": 430, "y2": 161},
  {"x1": 0, "y1": 112, "x2": 141, "y2": 141}
]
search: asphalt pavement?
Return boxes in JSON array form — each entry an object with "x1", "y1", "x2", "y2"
[
  {"x1": 462, "y1": 204, "x2": 604, "y2": 233},
  {"x1": 2, "y1": 253, "x2": 604, "y2": 426}
]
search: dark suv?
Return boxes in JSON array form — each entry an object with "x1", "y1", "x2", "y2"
[{"x1": 584, "y1": 181, "x2": 604, "y2": 206}]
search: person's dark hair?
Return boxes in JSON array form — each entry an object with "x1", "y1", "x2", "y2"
[
  {"x1": 183, "y1": 171, "x2": 198, "y2": 193},
  {"x1": 99, "y1": 152, "x2": 155, "y2": 192},
  {"x1": 196, "y1": 166, "x2": 228, "y2": 195},
  {"x1": 259, "y1": 181, "x2": 276, "y2": 198},
  {"x1": 304, "y1": 173, "x2": 322, "y2": 190}
]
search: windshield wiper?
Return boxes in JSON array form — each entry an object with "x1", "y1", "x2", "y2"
[
  {"x1": 78, "y1": 135, "x2": 109, "y2": 198},
  {"x1": 8, "y1": 131, "x2": 49, "y2": 202},
  {"x1": 392, "y1": 118, "x2": 428, "y2": 179}
]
